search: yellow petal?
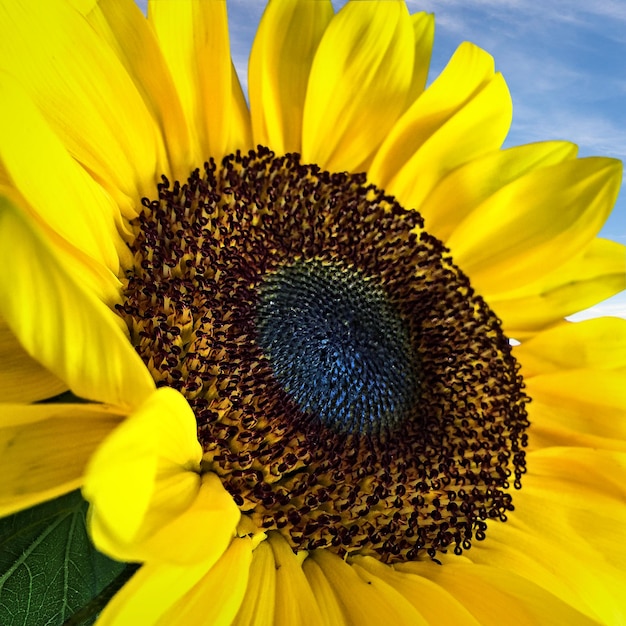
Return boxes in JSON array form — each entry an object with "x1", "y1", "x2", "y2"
[
  {"x1": 302, "y1": 0, "x2": 414, "y2": 172},
  {"x1": 0, "y1": 74, "x2": 124, "y2": 275},
  {"x1": 467, "y1": 448, "x2": 626, "y2": 625},
  {"x1": 158, "y1": 537, "x2": 252, "y2": 626},
  {"x1": 95, "y1": 561, "x2": 210, "y2": 626},
  {"x1": 419, "y1": 141, "x2": 578, "y2": 242},
  {"x1": 447, "y1": 157, "x2": 623, "y2": 296},
  {"x1": 84, "y1": 387, "x2": 240, "y2": 564},
  {"x1": 396, "y1": 560, "x2": 598, "y2": 626},
  {"x1": 310, "y1": 549, "x2": 427, "y2": 625},
  {"x1": 148, "y1": 0, "x2": 250, "y2": 163},
  {"x1": 524, "y1": 370, "x2": 626, "y2": 450},
  {"x1": 302, "y1": 557, "x2": 349, "y2": 626},
  {"x1": 406, "y1": 12, "x2": 435, "y2": 105},
  {"x1": 269, "y1": 534, "x2": 324, "y2": 626},
  {"x1": 0, "y1": 403, "x2": 123, "y2": 515},
  {"x1": 0, "y1": 0, "x2": 166, "y2": 212},
  {"x1": 515, "y1": 316, "x2": 626, "y2": 377},
  {"x1": 491, "y1": 238, "x2": 626, "y2": 333},
  {"x1": 232, "y1": 540, "x2": 276, "y2": 626},
  {"x1": 350, "y1": 556, "x2": 482, "y2": 626},
  {"x1": 229, "y1": 65, "x2": 254, "y2": 152},
  {"x1": 96, "y1": 538, "x2": 251, "y2": 626},
  {"x1": 74, "y1": 0, "x2": 193, "y2": 183},
  {"x1": 0, "y1": 198, "x2": 155, "y2": 407},
  {"x1": 249, "y1": 0, "x2": 334, "y2": 155},
  {"x1": 0, "y1": 317, "x2": 66, "y2": 403},
  {"x1": 369, "y1": 42, "x2": 511, "y2": 211}
]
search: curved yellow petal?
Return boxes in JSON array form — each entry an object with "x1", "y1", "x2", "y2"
[
  {"x1": 448, "y1": 157, "x2": 622, "y2": 296},
  {"x1": 95, "y1": 561, "x2": 209, "y2": 626},
  {"x1": 350, "y1": 556, "x2": 482, "y2": 626},
  {"x1": 396, "y1": 560, "x2": 598, "y2": 626},
  {"x1": 158, "y1": 537, "x2": 252, "y2": 626},
  {"x1": 0, "y1": 198, "x2": 155, "y2": 408},
  {"x1": 302, "y1": 0, "x2": 414, "y2": 172},
  {"x1": 84, "y1": 387, "x2": 240, "y2": 565},
  {"x1": 310, "y1": 549, "x2": 427, "y2": 625},
  {"x1": 249, "y1": 0, "x2": 333, "y2": 155},
  {"x1": 302, "y1": 557, "x2": 348, "y2": 626},
  {"x1": 406, "y1": 12, "x2": 435, "y2": 105},
  {"x1": 369, "y1": 42, "x2": 511, "y2": 210},
  {"x1": 96, "y1": 538, "x2": 251, "y2": 626},
  {"x1": 148, "y1": 0, "x2": 251, "y2": 163},
  {"x1": 0, "y1": 318, "x2": 67, "y2": 403},
  {"x1": 0, "y1": 0, "x2": 166, "y2": 213},
  {"x1": 232, "y1": 540, "x2": 276, "y2": 626},
  {"x1": 230, "y1": 65, "x2": 254, "y2": 152},
  {"x1": 525, "y1": 370, "x2": 626, "y2": 450},
  {"x1": 419, "y1": 141, "x2": 578, "y2": 242},
  {"x1": 467, "y1": 448, "x2": 626, "y2": 625},
  {"x1": 0, "y1": 74, "x2": 124, "y2": 275},
  {"x1": 0, "y1": 403, "x2": 123, "y2": 516},
  {"x1": 515, "y1": 316, "x2": 626, "y2": 377},
  {"x1": 492, "y1": 238, "x2": 626, "y2": 333},
  {"x1": 270, "y1": 534, "x2": 324, "y2": 626},
  {"x1": 74, "y1": 0, "x2": 192, "y2": 184}
]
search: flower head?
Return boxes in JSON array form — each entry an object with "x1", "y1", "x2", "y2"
[{"x1": 0, "y1": 0, "x2": 624, "y2": 624}]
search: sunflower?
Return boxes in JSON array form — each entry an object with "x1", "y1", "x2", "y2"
[{"x1": 0, "y1": 0, "x2": 625, "y2": 624}]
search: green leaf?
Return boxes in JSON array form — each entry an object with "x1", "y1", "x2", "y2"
[{"x1": 0, "y1": 490, "x2": 129, "y2": 626}]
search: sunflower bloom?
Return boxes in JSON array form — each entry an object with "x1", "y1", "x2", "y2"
[{"x1": 0, "y1": 0, "x2": 625, "y2": 624}]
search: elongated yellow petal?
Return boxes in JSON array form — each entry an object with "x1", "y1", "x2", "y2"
[
  {"x1": 0, "y1": 318, "x2": 66, "y2": 402},
  {"x1": 0, "y1": 403, "x2": 123, "y2": 515},
  {"x1": 311, "y1": 549, "x2": 427, "y2": 625},
  {"x1": 302, "y1": 558, "x2": 348, "y2": 626},
  {"x1": 369, "y1": 42, "x2": 511, "y2": 210},
  {"x1": 232, "y1": 540, "x2": 276, "y2": 626},
  {"x1": 448, "y1": 157, "x2": 622, "y2": 296},
  {"x1": 97, "y1": 540, "x2": 241, "y2": 626},
  {"x1": 95, "y1": 561, "x2": 209, "y2": 626},
  {"x1": 74, "y1": 0, "x2": 192, "y2": 184},
  {"x1": 95, "y1": 539, "x2": 251, "y2": 626},
  {"x1": 466, "y1": 448, "x2": 626, "y2": 625},
  {"x1": 269, "y1": 534, "x2": 324, "y2": 626},
  {"x1": 351, "y1": 556, "x2": 482, "y2": 626},
  {"x1": 84, "y1": 387, "x2": 240, "y2": 564},
  {"x1": 406, "y1": 12, "x2": 435, "y2": 105},
  {"x1": 0, "y1": 198, "x2": 154, "y2": 407},
  {"x1": 302, "y1": 0, "x2": 414, "y2": 172},
  {"x1": 525, "y1": 370, "x2": 626, "y2": 450},
  {"x1": 492, "y1": 238, "x2": 626, "y2": 333},
  {"x1": 230, "y1": 65, "x2": 254, "y2": 152},
  {"x1": 0, "y1": 74, "x2": 124, "y2": 275},
  {"x1": 148, "y1": 0, "x2": 250, "y2": 163},
  {"x1": 396, "y1": 560, "x2": 598, "y2": 626},
  {"x1": 249, "y1": 0, "x2": 333, "y2": 154},
  {"x1": 159, "y1": 537, "x2": 252, "y2": 626},
  {"x1": 0, "y1": 0, "x2": 166, "y2": 213},
  {"x1": 515, "y1": 316, "x2": 626, "y2": 377},
  {"x1": 420, "y1": 141, "x2": 578, "y2": 242}
]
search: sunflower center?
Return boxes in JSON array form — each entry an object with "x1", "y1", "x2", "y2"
[
  {"x1": 117, "y1": 146, "x2": 529, "y2": 563},
  {"x1": 256, "y1": 259, "x2": 418, "y2": 434}
]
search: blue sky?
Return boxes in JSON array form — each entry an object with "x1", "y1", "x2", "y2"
[{"x1": 139, "y1": 0, "x2": 626, "y2": 318}]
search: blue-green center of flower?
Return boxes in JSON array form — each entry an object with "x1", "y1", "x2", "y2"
[{"x1": 256, "y1": 260, "x2": 418, "y2": 434}]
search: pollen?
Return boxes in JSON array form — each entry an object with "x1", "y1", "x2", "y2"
[{"x1": 116, "y1": 146, "x2": 530, "y2": 563}]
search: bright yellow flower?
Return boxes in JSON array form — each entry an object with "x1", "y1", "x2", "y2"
[{"x1": 0, "y1": 0, "x2": 624, "y2": 624}]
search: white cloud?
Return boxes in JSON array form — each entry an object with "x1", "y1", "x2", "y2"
[{"x1": 407, "y1": 0, "x2": 626, "y2": 27}]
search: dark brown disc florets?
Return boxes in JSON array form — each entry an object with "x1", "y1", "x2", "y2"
[{"x1": 116, "y1": 146, "x2": 530, "y2": 563}]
